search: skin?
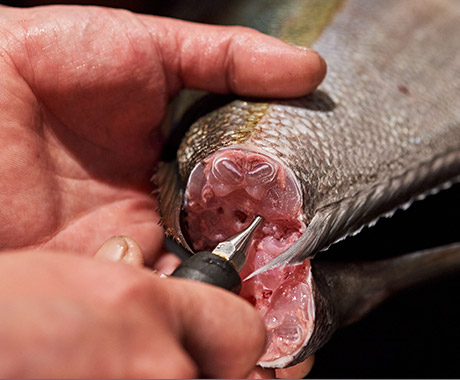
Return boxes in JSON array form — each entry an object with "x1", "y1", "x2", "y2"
[{"x1": 0, "y1": 4, "x2": 324, "y2": 378}]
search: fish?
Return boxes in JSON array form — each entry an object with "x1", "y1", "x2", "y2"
[
  {"x1": 276, "y1": 242, "x2": 460, "y2": 367},
  {"x1": 154, "y1": 0, "x2": 460, "y2": 368}
]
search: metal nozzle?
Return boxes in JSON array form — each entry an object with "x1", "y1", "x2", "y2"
[{"x1": 212, "y1": 215, "x2": 264, "y2": 272}]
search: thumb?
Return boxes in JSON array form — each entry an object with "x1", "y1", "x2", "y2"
[{"x1": 166, "y1": 277, "x2": 266, "y2": 379}]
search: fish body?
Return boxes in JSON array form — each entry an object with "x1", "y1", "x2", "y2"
[
  {"x1": 155, "y1": 0, "x2": 460, "y2": 368},
  {"x1": 303, "y1": 242, "x2": 460, "y2": 365},
  {"x1": 173, "y1": 0, "x2": 460, "y2": 267}
]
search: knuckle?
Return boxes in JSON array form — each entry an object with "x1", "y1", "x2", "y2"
[{"x1": 227, "y1": 25, "x2": 262, "y2": 48}]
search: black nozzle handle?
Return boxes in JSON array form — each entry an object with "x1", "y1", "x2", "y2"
[{"x1": 171, "y1": 251, "x2": 242, "y2": 294}]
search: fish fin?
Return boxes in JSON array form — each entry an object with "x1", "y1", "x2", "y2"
[
  {"x1": 248, "y1": 152, "x2": 460, "y2": 279},
  {"x1": 152, "y1": 161, "x2": 193, "y2": 252},
  {"x1": 245, "y1": 211, "x2": 330, "y2": 279}
]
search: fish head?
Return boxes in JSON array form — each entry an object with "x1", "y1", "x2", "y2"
[{"x1": 154, "y1": 98, "x2": 324, "y2": 368}]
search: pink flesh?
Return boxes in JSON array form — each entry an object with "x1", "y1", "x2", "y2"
[{"x1": 183, "y1": 148, "x2": 315, "y2": 365}]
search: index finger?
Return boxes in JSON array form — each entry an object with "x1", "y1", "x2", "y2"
[
  {"x1": 2, "y1": 6, "x2": 326, "y2": 101},
  {"x1": 0, "y1": 6, "x2": 326, "y2": 161},
  {"x1": 139, "y1": 15, "x2": 327, "y2": 97}
]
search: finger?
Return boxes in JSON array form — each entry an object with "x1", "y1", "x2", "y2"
[
  {"x1": 39, "y1": 198, "x2": 165, "y2": 266},
  {"x1": 167, "y1": 278, "x2": 266, "y2": 379},
  {"x1": 140, "y1": 16, "x2": 327, "y2": 97},
  {"x1": 5, "y1": 6, "x2": 326, "y2": 99},
  {"x1": 2, "y1": 6, "x2": 170, "y2": 163},
  {"x1": 247, "y1": 366, "x2": 276, "y2": 379},
  {"x1": 275, "y1": 356, "x2": 315, "y2": 379},
  {"x1": 95, "y1": 236, "x2": 144, "y2": 267},
  {"x1": 2, "y1": 6, "x2": 325, "y2": 161},
  {"x1": 153, "y1": 251, "x2": 181, "y2": 276}
]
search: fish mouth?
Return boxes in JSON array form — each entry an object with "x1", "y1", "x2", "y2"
[{"x1": 182, "y1": 147, "x2": 315, "y2": 367}]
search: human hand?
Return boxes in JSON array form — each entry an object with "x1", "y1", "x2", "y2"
[
  {"x1": 0, "y1": 4, "x2": 325, "y2": 378},
  {"x1": 96, "y1": 236, "x2": 316, "y2": 379},
  {"x1": 0, "y1": 250, "x2": 269, "y2": 378},
  {"x1": 0, "y1": 4, "x2": 325, "y2": 262}
]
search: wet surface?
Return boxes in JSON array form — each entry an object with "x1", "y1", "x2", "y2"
[{"x1": 5, "y1": 1, "x2": 458, "y2": 377}]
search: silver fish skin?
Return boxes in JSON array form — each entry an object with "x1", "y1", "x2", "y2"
[
  {"x1": 153, "y1": 0, "x2": 460, "y2": 369},
  {"x1": 168, "y1": 0, "x2": 460, "y2": 271},
  {"x1": 293, "y1": 242, "x2": 460, "y2": 364}
]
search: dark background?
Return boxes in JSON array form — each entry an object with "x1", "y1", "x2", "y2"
[
  {"x1": 308, "y1": 182, "x2": 460, "y2": 379},
  {"x1": 2, "y1": 1, "x2": 459, "y2": 378}
]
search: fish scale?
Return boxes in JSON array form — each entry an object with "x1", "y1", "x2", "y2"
[
  {"x1": 154, "y1": 0, "x2": 460, "y2": 367},
  {"x1": 243, "y1": 0, "x2": 460, "y2": 270},
  {"x1": 161, "y1": 0, "x2": 460, "y2": 271}
]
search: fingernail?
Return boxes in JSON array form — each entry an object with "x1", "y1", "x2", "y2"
[
  {"x1": 95, "y1": 236, "x2": 129, "y2": 261},
  {"x1": 317, "y1": 52, "x2": 327, "y2": 74},
  {"x1": 120, "y1": 237, "x2": 144, "y2": 267},
  {"x1": 294, "y1": 46, "x2": 327, "y2": 72}
]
